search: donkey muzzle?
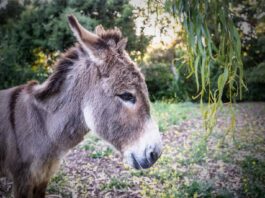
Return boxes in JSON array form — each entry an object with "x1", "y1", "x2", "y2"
[
  {"x1": 123, "y1": 119, "x2": 163, "y2": 169},
  {"x1": 130, "y1": 144, "x2": 162, "y2": 169}
]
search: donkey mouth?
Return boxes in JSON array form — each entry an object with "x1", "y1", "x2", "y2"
[{"x1": 130, "y1": 153, "x2": 153, "y2": 170}]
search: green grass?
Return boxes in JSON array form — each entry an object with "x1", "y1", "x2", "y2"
[
  {"x1": 152, "y1": 102, "x2": 199, "y2": 132},
  {"x1": 181, "y1": 181, "x2": 213, "y2": 198},
  {"x1": 47, "y1": 171, "x2": 71, "y2": 197},
  {"x1": 240, "y1": 156, "x2": 265, "y2": 198},
  {"x1": 100, "y1": 178, "x2": 132, "y2": 190},
  {"x1": 81, "y1": 134, "x2": 113, "y2": 158},
  {"x1": 90, "y1": 147, "x2": 113, "y2": 159}
]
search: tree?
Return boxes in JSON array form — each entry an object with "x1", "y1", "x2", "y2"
[
  {"x1": 144, "y1": 0, "x2": 246, "y2": 135},
  {"x1": 231, "y1": 0, "x2": 265, "y2": 101}
]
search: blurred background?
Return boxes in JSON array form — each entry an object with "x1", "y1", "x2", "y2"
[
  {"x1": 0, "y1": 0, "x2": 265, "y2": 197},
  {"x1": 1, "y1": 0, "x2": 264, "y2": 102}
]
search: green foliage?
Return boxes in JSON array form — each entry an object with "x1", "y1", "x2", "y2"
[
  {"x1": 143, "y1": 63, "x2": 180, "y2": 101},
  {"x1": 144, "y1": 47, "x2": 231, "y2": 105},
  {"x1": 0, "y1": 0, "x2": 150, "y2": 89},
  {"x1": 240, "y1": 156, "x2": 265, "y2": 198},
  {"x1": 243, "y1": 62, "x2": 265, "y2": 101},
  {"x1": 247, "y1": 62, "x2": 265, "y2": 84},
  {"x1": 143, "y1": 0, "x2": 265, "y2": 103},
  {"x1": 143, "y1": 0, "x2": 264, "y2": 104},
  {"x1": 232, "y1": 0, "x2": 265, "y2": 101},
  {"x1": 165, "y1": 0, "x2": 244, "y2": 135},
  {"x1": 242, "y1": 33, "x2": 265, "y2": 100},
  {"x1": 162, "y1": 0, "x2": 245, "y2": 101},
  {"x1": 0, "y1": 0, "x2": 24, "y2": 25},
  {"x1": 143, "y1": 48, "x2": 228, "y2": 103}
]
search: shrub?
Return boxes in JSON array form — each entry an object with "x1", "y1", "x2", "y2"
[{"x1": 142, "y1": 62, "x2": 198, "y2": 102}]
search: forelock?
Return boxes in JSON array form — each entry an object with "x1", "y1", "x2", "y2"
[
  {"x1": 99, "y1": 29, "x2": 122, "y2": 43},
  {"x1": 96, "y1": 27, "x2": 127, "y2": 52}
]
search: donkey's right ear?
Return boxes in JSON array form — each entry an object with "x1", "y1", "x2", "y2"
[{"x1": 68, "y1": 15, "x2": 104, "y2": 60}]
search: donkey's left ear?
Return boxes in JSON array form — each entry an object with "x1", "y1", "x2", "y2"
[{"x1": 68, "y1": 15, "x2": 105, "y2": 60}]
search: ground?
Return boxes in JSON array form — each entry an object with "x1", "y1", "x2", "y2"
[{"x1": 0, "y1": 102, "x2": 265, "y2": 198}]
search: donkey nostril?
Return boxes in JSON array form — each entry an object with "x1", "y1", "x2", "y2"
[
  {"x1": 145, "y1": 145, "x2": 162, "y2": 166},
  {"x1": 150, "y1": 151, "x2": 156, "y2": 161},
  {"x1": 147, "y1": 149, "x2": 159, "y2": 164}
]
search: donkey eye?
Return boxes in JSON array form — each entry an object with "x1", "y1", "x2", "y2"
[{"x1": 117, "y1": 92, "x2": 136, "y2": 104}]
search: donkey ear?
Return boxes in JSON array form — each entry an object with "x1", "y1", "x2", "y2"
[
  {"x1": 68, "y1": 15, "x2": 99, "y2": 45},
  {"x1": 95, "y1": 25, "x2": 105, "y2": 35},
  {"x1": 116, "y1": 38, "x2": 128, "y2": 51},
  {"x1": 68, "y1": 15, "x2": 103, "y2": 60}
]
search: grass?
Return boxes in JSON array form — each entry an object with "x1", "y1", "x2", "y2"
[
  {"x1": 90, "y1": 147, "x2": 113, "y2": 159},
  {"x1": 151, "y1": 102, "x2": 200, "y2": 132},
  {"x1": 240, "y1": 156, "x2": 265, "y2": 198},
  {"x1": 47, "y1": 171, "x2": 72, "y2": 197},
  {"x1": 44, "y1": 101, "x2": 265, "y2": 197},
  {"x1": 80, "y1": 134, "x2": 114, "y2": 158},
  {"x1": 100, "y1": 178, "x2": 132, "y2": 191}
]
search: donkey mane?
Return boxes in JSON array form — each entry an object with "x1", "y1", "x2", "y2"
[
  {"x1": 34, "y1": 27, "x2": 125, "y2": 100},
  {"x1": 34, "y1": 46, "x2": 80, "y2": 100}
]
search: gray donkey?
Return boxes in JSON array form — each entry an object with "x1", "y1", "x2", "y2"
[{"x1": 0, "y1": 15, "x2": 162, "y2": 198}]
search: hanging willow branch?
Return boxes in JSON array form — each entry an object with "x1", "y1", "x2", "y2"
[{"x1": 148, "y1": 0, "x2": 246, "y2": 135}]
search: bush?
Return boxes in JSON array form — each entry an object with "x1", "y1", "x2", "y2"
[
  {"x1": 242, "y1": 62, "x2": 265, "y2": 101},
  {"x1": 142, "y1": 62, "x2": 198, "y2": 102}
]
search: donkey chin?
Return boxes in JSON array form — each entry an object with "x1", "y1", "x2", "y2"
[{"x1": 122, "y1": 120, "x2": 163, "y2": 170}]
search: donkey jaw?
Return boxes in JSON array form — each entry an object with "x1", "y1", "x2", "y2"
[
  {"x1": 83, "y1": 104, "x2": 163, "y2": 169},
  {"x1": 123, "y1": 119, "x2": 163, "y2": 169}
]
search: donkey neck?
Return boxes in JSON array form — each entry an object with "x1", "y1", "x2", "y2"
[
  {"x1": 45, "y1": 102, "x2": 87, "y2": 151},
  {"x1": 35, "y1": 44, "x2": 94, "y2": 110},
  {"x1": 33, "y1": 45, "x2": 94, "y2": 151}
]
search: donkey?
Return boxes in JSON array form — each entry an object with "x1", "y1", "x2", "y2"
[{"x1": 0, "y1": 15, "x2": 162, "y2": 198}]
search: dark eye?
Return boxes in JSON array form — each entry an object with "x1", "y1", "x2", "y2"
[{"x1": 117, "y1": 92, "x2": 136, "y2": 104}]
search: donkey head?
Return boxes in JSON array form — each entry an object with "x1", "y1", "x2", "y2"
[{"x1": 68, "y1": 15, "x2": 162, "y2": 169}]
